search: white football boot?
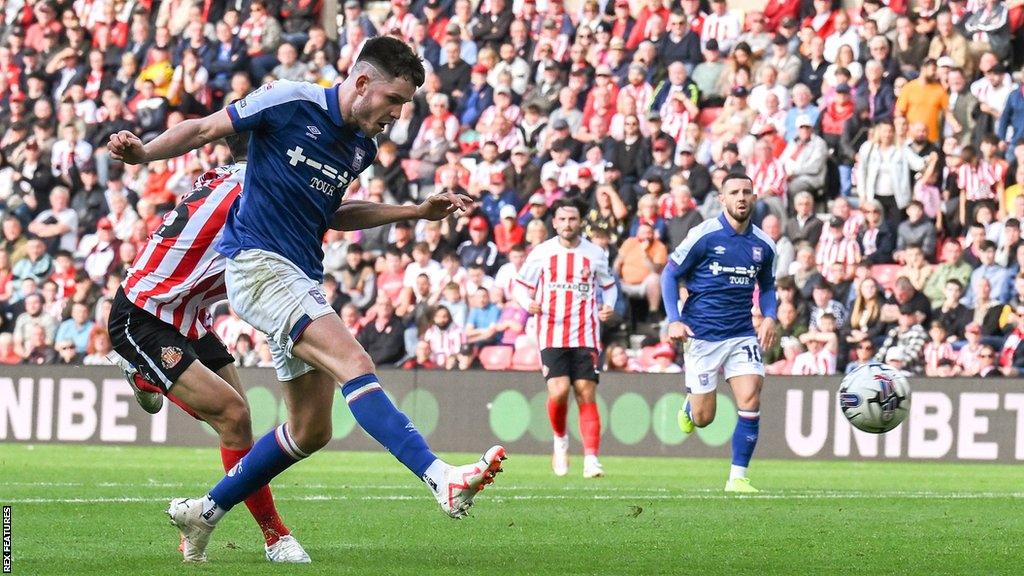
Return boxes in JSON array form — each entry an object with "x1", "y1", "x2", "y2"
[
  {"x1": 428, "y1": 446, "x2": 507, "y2": 519},
  {"x1": 265, "y1": 535, "x2": 312, "y2": 563},
  {"x1": 166, "y1": 498, "x2": 215, "y2": 562},
  {"x1": 552, "y1": 435, "x2": 569, "y2": 477},
  {"x1": 109, "y1": 352, "x2": 164, "y2": 414},
  {"x1": 582, "y1": 455, "x2": 605, "y2": 479}
]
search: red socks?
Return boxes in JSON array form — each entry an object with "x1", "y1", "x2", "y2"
[
  {"x1": 547, "y1": 398, "x2": 568, "y2": 437},
  {"x1": 578, "y1": 402, "x2": 601, "y2": 457},
  {"x1": 220, "y1": 446, "x2": 290, "y2": 546}
]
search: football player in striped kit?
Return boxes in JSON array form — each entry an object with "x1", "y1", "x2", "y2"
[{"x1": 514, "y1": 198, "x2": 618, "y2": 479}]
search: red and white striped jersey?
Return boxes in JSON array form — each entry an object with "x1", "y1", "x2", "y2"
[
  {"x1": 815, "y1": 233, "x2": 861, "y2": 282},
  {"x1": 958, "y1": 162, "x2": 998, "y2": 201},
  {"x1": 841, "y1": 210, "x2": 865, "y2": 239},
  {"x1": 122, "y1": 164, "x2": 244, "y2": 339},
  {"x1": 514, "y1": 237, "x2": 616, "y2": 350},
  {"x1": 423, "y1": 324, "x2": 465, "y2": 365},
  {"x1": 924, "y1": 341, "x2": 957, "y2": 374},
  {"x1": 750, "y1": 159, "x2": 787, "y2": 199}
]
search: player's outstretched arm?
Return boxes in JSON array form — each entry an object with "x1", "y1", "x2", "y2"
[
  {"x1": 109, "y1": 109, "x2": 235, "y2": 165},
  {"x1": 330, "y1": 191, "x2": 473, "y2": 231}
]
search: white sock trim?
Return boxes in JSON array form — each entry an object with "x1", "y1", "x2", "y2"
[
  {"x1": 344, "y1": 382, "x2": 382, "y2": 404},
  {"x1": 737, "y1": 410, "x2": 760, "y2": 419},
  {"x1": 275, "y1": 423, "x2": 309, "y2": 460}
]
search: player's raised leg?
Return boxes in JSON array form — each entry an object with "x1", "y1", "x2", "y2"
[
  {"x1": 293, "y1": 312, "x2": 506, "y2": 517},
  {"x1": 545, "y1": 375, "x2": 571, "y2": 476}
]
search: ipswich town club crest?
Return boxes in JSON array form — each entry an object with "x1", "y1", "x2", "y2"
[
  {"x1": 160, "y1": 346, "x2": 183, "y2": 369},
  {"x1": 752, "y1": 247, "x2": 763, "y2": 262},
  {"x1": 352, "y1": 148, "x2": 367, "y2": 172}
]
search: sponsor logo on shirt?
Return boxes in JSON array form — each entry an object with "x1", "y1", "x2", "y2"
[
  {"x1": 285, "y1": 145, "x2": 354, "y2": 196},
  {"x1": 547, "y1": 281, "x2": 591, "y2": 294}
]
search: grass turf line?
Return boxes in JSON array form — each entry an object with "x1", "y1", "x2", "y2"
[{"x1": 1, "y1": 444, "x2": 1021, "y2": 576}]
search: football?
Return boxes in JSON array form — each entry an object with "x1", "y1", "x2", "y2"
[{"x1": 839, "y1": 362, "x2": 911, "y2": 434}]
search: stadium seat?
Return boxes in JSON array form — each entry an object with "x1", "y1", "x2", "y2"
[
  {"x1": 479, "y1": 345, "x2": 514, "y2": 370},
  {"x1": 511, "y1": 343, "x2": 542, "y2": 371},
  {"x1": 871, "y1": 264, "x2": 903, "y2": 292}
]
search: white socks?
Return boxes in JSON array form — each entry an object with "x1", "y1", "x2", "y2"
[
  {"x1": 729, "y1": 465, "x2": 748, "y2": 481},
  {"x1": 200, "y1": 495, "x2": 226, "y2": 525},
  {"x1": 422, "y1": 459, "x2": 449, "y2": 492},
  {"x1": 553, "y1": 434, "x2": 569, "y2": 453}
]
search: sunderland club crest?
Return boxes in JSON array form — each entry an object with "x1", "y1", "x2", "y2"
[{"x1": 160, "y1": 346, "x2": 183, "y2": 369}]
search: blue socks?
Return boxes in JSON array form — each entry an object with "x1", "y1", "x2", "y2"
[
  {"x1": 204, "y1": 423, "x2": 308, "y2": 523},
  {"x1": 201, "y1": 373, "x2": 440, "y2": 523},
  {"x1": 341, "y1": 374, "x2": 438, "y2": 478},
  {"x1": 730, "y1": 410, "x2": 760, "y2": 480}
]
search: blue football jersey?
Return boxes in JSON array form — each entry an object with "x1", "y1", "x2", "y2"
[
  {"x1": 217, "y1": 80, "x2": 377, "y2": 282},
  {"x1": 663, "y1": 213, "x2": 777, "y2": 342}
]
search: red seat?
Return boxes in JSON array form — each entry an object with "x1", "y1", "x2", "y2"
[
  {"x1": 511, "y1": 343, "x2": 541, "y2": 371},
  {"x1": 479, "y1": 345, "x2": 514, "y2": 370},
  {"x1": 871, "y1": 264, "x2": 903, "y2": 292}
]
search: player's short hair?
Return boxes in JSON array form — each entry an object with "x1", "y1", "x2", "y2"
[
  {"x1": 356, "y1": 35, "x2": 426, "y2": 88},
  {"x1": 945, "y1": 278, "x2": 963, "y2": 290},
  {"x1": 551, "y1": 197, "x2": 586, "y2": 216},
  {"x1": 721, "y1": 173, "x2": 753, "y2": 190}
]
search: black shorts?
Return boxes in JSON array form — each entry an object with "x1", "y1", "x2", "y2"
[
  {"x1": 541, "y1": 347, "x2": 600, "y2": 383},
  {"x1": 108, "y1": 287, "x2": 234, "y2": 393}
]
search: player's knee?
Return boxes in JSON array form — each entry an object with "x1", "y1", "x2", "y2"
[
  {"x1": 290, "y1": 420, "x2": 332, "y2": 453},
  {"x1": 691, "y1": 408, "x2": 715, "y2": 428},
  {"x1": 348, "y1": 350, "x2": 376, "y2": 377},
  {"x1": 213, "y1": 396, "x2": 252, "y2": 442}
]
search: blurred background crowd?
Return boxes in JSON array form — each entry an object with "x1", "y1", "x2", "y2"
[{"x1": 3, "y1": 0, "x2": 1024, "y2": 379}]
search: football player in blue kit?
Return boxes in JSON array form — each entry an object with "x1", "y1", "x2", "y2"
[
  {"x1": 109, "y1": 36, "x2": 505, "y2": 561},
  {"x1": 660, "y1": 174, "x2": 778, "y2": 493}
]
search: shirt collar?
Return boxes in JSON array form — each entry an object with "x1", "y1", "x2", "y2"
[
  {"x1": 717, "y1": 212, "x2": 751, "y2": 236},
  {"x1": 324, "y1": 84, "x2": 347, "y2": 129}
]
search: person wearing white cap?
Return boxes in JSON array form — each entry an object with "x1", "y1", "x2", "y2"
[{"x1": 781, "y1": 115, "x2": 828, "y2": 206}]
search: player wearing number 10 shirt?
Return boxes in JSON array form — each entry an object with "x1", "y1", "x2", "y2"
[{"x1": 660, "y1": 174, "x2": 778, "y2": 493}]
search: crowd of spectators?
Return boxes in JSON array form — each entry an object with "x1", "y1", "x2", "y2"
[{"x1": 4, "y1": 0, "x2": 1024, "y2": 379}]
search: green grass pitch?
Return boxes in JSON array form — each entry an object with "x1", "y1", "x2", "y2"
[{"x1": 2, "y1": 444, "x2": 1022, "y2": 575}]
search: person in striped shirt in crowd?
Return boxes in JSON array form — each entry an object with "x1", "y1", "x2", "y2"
[
  {"x1": 749, "y1": 137, "x2": 787, "y2": 226},
  {"x1": 924, "y1": 321, "x2": 959, "y2": 377},
  {"x1": 422, "y1": 304, "x2": 465, "y2": 370},
  {"x1": 958, "y1": 145, "x2": 1000, "y2": 226},
  {"x1": 875, "y1": 304, "x2": 928, "y2": 375},
  {"x1": 514, "y1": 198, "x2": 617, "y2": 480},
  {"x1": 816, "y1": 216, "x2": 862, "y2": 284}
]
